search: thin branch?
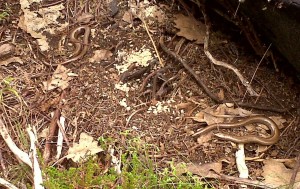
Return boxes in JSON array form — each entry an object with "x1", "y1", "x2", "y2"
[
  {"x1": 202, "y1": 11, "x2": 258, "y2": 97},
  {"x1": 142, "y1": 19, "x2": 164, "y2": 67},
  {"x1": 218, "y1": 174, "x2": 275, "y2": 189},
  {"x1": 27, "y1": 127, "x2": 44, "y2": 189},
  {"x1": 43, "y1": 90, "x2": 66, "y2": 162},
  {"x1": 242, "y1": 43, "x2": 272, "y2": 101},
  {"x1": 0, "y1": 117, "x2": 32, "y2": 168},
  {"x1": 159, "y1": 36, "x2": 287, "y2": 113},
  {"x1": 289, "y1": 135, "x2": 300, "y2": 188},
  {"x1": 0, "y1": 178, "x2": 18, "y2": 189}
]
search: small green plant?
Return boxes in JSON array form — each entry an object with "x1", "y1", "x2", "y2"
[
  {"x1": 0, "y1": 11, "x2": 9, "y2": 21},
  {"x1": 44, "y1": 158, "x2": 114, "y2": 188},
  {"x1": 0, "y1": 77, "x2": 22, "y2": 104},
  {"x1": 0, "y1": 4, "x2": 11, "y2": 22},
  {"x1": 44, "y1": 133, "x2": 205, "y2": 189},
  {"x1": 0, "y1": 77, "x2": 25, "y2": 115},
  {"x1": 7, "y1": 164, "x2": 33, "y2": 188}
]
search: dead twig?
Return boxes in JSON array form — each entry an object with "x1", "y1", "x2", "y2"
[
  {"x1": 218, "y1": 174, "x2": 274, "y2": 189},
  {"x1": 156, "y1": 75, "x2": 178, "y2": 98},
  {"x1": 43, "y1": 90, "x2": 66, "y2": 162},
  {"x1": 139, "y1": 66, "x2": 170, "y2": 93},
  {"x1": 289, "y1": 153, "x2": 300, "y2": 188},
  {"x1": 119, "y1": 60, "x2": 155, "y2": 83},
  {"x1": 125, "y1": 108, "x2": 146, "y2": 127},
  {"x1": 289, "y1": 113, "x2": 300, "y2": 188},
  {"x1": 56, "y1": 119, "x2": 70, "y2": 147},
  {"x1": 27, "y1": 127, "x2": 44, "y2": 189},
  {"x1": 40, "y1": 0, "x2": 65, "y2": 8},
  {"x1": 142, "y1": 19, "x2": 164, "y2": 67},
  {"x1": 0, "y1": 117, "x2": 32, "y2": 168},
  {"x1": 202, "y1": 11, "x2": 258, "y2": 97},
  {"x1": 0, "y1": 149, "x2": 7, "y2": 178},
  {"x1": 159, "y1": 37, "x2": 287, "y2": 113},
  {"x1": 242, "y1": 44, "x2": 272, "y2": 101},
  {"x1": 0, "y1": 178, "x2": 18, "y2": 189}
]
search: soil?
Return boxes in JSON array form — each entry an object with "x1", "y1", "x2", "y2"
[{"x1": 0, "y1": 0, "x2": 299, "y2": 188}]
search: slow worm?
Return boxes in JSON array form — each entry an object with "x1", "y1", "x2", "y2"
[
  {"x1": 42, "y1": 25, "x2": 91, "y2": 66},
  {"x1": 60, "y1": 25, "x2": 91, "y2": 65},
  {"x1": 192, "y1": 116, "x2": 280, "y2": 145}
]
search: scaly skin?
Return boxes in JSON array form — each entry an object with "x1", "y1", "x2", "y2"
[{"x1": 193, "y1": 116, "x2": 280, "y2": 145}]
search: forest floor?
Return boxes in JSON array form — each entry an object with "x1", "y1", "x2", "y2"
[{"x1": 0, "y1": 0, "x2": 299, "y2": 188}]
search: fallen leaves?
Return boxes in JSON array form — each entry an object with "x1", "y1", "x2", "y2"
[
  {"x1": 19, "y1": 0, "x2": 67, "y2": 51},
  {"x1": 269, "y1": 116, "x2": 287, "y2": 129},
  {"x1": 174, "y1": 14, "x2": 206, "y2": 44},
  {"x1": 193, "y1": 105, "x2": 226, "y2": 124},
  {"x1": 192, "y1": 104, "x2": 254, "y2": 125},
  {"x1": 76, "y1": 12, "x2": 94, "y2": 24},
  {"x1": 196, "y1": 131, "x2": 213, "y2": 144},
  {"x1": 0, "y1": 57, "x2": 23, "y2": 66},
  {"x1": 0, "y1": 44, "x2": 23, "y2": 66},
  {"x1": 66, "y1": 132, "x2": 103, "y2": 163},
  {"x1": 89, "y1": 49, "x2": 113, "y2": 63},
  {"x1": 175, "y1": 162, "x2": 222, "y2": 179},
  {"x1": 0, "y1": 44, "x2": 14, "y2": 57},
  {"x1": 43, "y1": 65, "x2": 77, "y2": 91},
  {"x1": 262, "y1": 159, "x2": 300, "y2": 188}
]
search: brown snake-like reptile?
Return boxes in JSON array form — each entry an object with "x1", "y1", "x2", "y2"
[
  {"x1": 43, "y1": 25, "x2": 91, "y2": 66},
  {"x1": 62, "y1": 25, "x2": 91, "y2": 65},
  {"x1": 192, "y1": 116, "x2": 280, "y2": 145}
]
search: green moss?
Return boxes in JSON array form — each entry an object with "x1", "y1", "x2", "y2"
[{"x1": 44, "y1": 136, "x2": 205, "y2": 189}]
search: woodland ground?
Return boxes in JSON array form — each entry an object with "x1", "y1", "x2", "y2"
[{"x1": 0, "y1": 0, "x2": 299, "y2": 188}]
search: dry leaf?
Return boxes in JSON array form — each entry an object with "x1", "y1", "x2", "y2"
[
  {"x1": 175, "y1": 102, "x2": 193, "y2": 110},
  {"x1": 175, "y1": 162, "x2": 221, "y2": 179},
  {"x1": 18, "y1": 11, "x2": 48, "y2": 51},
  {"x1": 269, "y1": 116, "x2": 286, "y2": 129},
  {"x1": 192, "y1": 105, "x2": 225, "y2": 124},
  {"x1": 203, "y1": 105, "x2": 226, "y2": 124},
  {"x1": 39, "y1": 127, "x2": 49, "y2": 139},
  {"x1": 225, "y1": 103, "x2": 235, "y2": 108},
  {"x1": 193, "y1": 104, "x2": 254, "y2": 125},
  {"x1": 89, "y1": 49, "x2": 113, "y2": 63},
  {"x1": 43, "y1": 65, "x2": 77, "y2": 90},
  {"x1": 270, "y1": 149, "x2": 279, "y2": 157},
  {"x1": 283, "y1": 159, "x2": 297, "y2": 169},
  {"x1": 19, "y1": 0, "x2": 67, "y2": 51},
  {"x1": 0, "y1": 57, "x2": 23, "y2": 66},
  {"x1": 197, "y1": 131, "x2": 213, "y2": 144},
  {"x1": 262, "y1": 159, "x2": 300, "y2": 188},
  {"x1": 193, "y1": 111, "x2": 205, "y2": 122},
  {"x1": 66, "y1": 132, "x2": 103, "y2": 163},
  {"x1": 122, "y1": 11, "x2": 132, "y2": 23},
  {"x1": 183, "y1": 127, "x2": 194, "y2": 135},
  {"x1": 76, "y1": 12, "x2": 94, "y2": 23},
  {"x1": 174, "y1": 14, "x2": 206, "y2": 44},
  {"x1": 244, "y1": 116, "x2": 282, "y2": 132},
  {"x1": 40, "y1": 96, "x2": 60, "y2": 112},
  {"x1": 226, "y1": 107, "x2": 252, "y2": 117},
  {"x1": 0, "y1": 44, "x2": 15, "y2": 57}
]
